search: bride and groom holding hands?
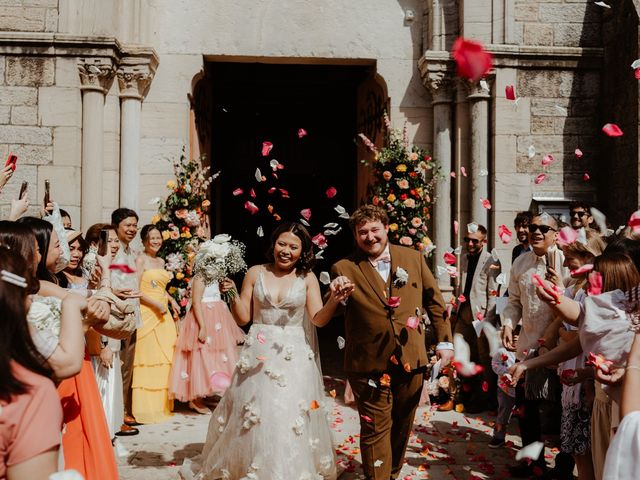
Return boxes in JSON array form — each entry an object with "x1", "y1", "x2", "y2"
[{"x1": 181, "y1": 204, "x2": 453, "y2": 480}]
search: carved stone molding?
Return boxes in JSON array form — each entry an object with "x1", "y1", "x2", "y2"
[
  {"x1": 418, "y1": 53, "x2": 454, "y2": 104},
  {"x1": 466, "y1": 74, "x2": 495, "y2": 101},
  {"x1": 78, "y1": 57, "x2": 116, "y2": 94},
  {"x1": 117, "y1": 66, "x2": 154, "y2": 100}
]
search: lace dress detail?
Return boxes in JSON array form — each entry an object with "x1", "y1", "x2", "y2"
[{"x1": 180, "y1": 271, "x2": 337, "y2": 480}]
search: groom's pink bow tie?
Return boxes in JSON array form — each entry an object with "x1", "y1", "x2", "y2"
[{"x1": 369, "y1": 253, "x2": 391, "y2": 268}]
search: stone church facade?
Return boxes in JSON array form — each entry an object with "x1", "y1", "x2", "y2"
[{"x1": 0, "y1": 0, "x2": 637, "y2": 282}]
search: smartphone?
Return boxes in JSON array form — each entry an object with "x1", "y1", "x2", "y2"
[
  {"x1": 97, "y1": 229, "x2": 109, "y2": 256},
  {"x1": 43, "y1": 179, "x2": 50, "y2": 208},
  {"x1": 546, "y1": 251, "x2": 556, "y2": 274},
  {"x1": 18, "y1": 181, "x2": 27, "y2": 199},
  {"x1": 4, "y1": 153, "x2": 17, "y2": 171}
]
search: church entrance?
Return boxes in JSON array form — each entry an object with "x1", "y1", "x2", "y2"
[{"x1": 193, "y1": 60, "x2": 388, "y2": 375}]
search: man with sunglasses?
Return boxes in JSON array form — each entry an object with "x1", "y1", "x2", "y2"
[
  {"x1": 501, "y1": 212, "x2": 568, "y2": 477},
  {"x1": 454, "y1": 223, "x2": 501, "y2": 413},
  {"x1": 569, "y1": 201, "x2": 595, "y2": 231}
]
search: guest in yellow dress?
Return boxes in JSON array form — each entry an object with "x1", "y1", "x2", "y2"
[{"x1": 132, "y1": 225, "x2": 180, "y2": 424}]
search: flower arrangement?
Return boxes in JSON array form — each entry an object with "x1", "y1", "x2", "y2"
[
  {"x1": 153, "y1": 151, "x2": 217, "y2": 310},
  {"x1": 193, "y1": 234, "x2": 247, "y2": 303},
  {"x1": 359, "y1": 114, "x2": 439, "y2": 255}
]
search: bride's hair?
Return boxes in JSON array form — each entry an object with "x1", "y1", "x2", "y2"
[{"x1": 267, "y1": 222, "x2": 316, "y2": 273}]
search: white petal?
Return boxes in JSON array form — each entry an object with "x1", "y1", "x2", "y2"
[
  {"x1": 479, "y1": 169, "x2": 489, "y2": 177},
  {"x1": 516, "y1": 441, "x2": 545, "y2": 461},
  {"x1": 528, "y1": 145, "x2": 536, "y2": 159},
  {"x1": 324, "y1": 222, "x2": 339, "y2": 228},
  {"x1": 467, "y1": 222, "x2": 479, "y2": 233},
  {"x1": 254, "y1": 168, "x2": 263, "y2": 182},
  {"x1": 632, "y1": 59, "x2": 640, "y2": 69},
  {"x1": 257, "y1": 226, "x2": 264, "y2": 237},
  {"x1": 496, "y1": 273, "x2": 507, "y2": 285},
  {"x1": 336, "y1": 336, "x2": 345, "y2": 349},
  {"x1": 319, "y1": 271, "x2": 330, "y2": 285}
]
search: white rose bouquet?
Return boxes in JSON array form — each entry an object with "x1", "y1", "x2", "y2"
[{"x1": 194, "y1": 234, "x2": 247, "y2": 303}]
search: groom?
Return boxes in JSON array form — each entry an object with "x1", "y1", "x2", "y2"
[{"x1": 330, "y1": 205, "x2": 453, "y2": 480}]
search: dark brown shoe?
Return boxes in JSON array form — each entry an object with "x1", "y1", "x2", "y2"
[
  {"x1": 115, "y1": 424, "x2": 139, "y2": 436},
  {"x1": 124, "y1": 414, "x2": 141, "y2": 426},
  {"x1": 437, "y1": 399, "x2": 454, "y2": 412}
]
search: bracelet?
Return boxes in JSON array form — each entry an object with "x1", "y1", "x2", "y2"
[{"x1": 626, "y1": 364, "x2": 640, "y2": 371}]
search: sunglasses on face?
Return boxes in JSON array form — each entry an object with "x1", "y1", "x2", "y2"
[
  {"x1": 463, "y1": 237, "x2": 481, "y2": 244},
  {"x1": 570, "y1": 211, "x2": 588, "y2": 218},
  {"x1": 527, "y1": 224, "x2": 556, "y2": 234}
]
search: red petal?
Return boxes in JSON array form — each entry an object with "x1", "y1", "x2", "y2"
[
  {"x1": 635, "y1": 68, "x2": 640, "y2": 80},
  {"x1": 505, "y1": 85, "x2": 516, "y2": 100},
  {"x1": 481, "y1": 198, "x2": 492, "y2": 209},
  {"x1": 261, "y1": 141, "x2": 273, "y2": 156},
  {"x1": 541, "y1": 154, "x2": 554, "y2": 166},
  {"x1": 244, "y1": 201, "x2": 259, "y2": 215},
  {"x1": 232, "y1": 188, "x2": 243, "y2": 196},
  {"x1": 249, "y1": 188, "x2": 256, "y2": 198},
  {"x1": 602, "y1": 123, "x2": 623, "y2": 137},
  {"x1": 443, "y1": 252, "x2": 457, "y2": 265},
  {"x1": 326, "y1": 187, "x2": 337, "y2": 198},
  {"x1": 583, "y1": 172, "x2": 590, "y2": 181},
  {"x1": 452, "y1": 37, "x2": 493, "y2": 82},
  {"x1": 109, "y1": 264, "x2": 136, "y2": 274},
  {"x1": 534, "y1": 173, "x2": 547, "y2": 185},
  {"x1": 298, "y1": 128, "x2": 307, "y2": 138},
  {"x1": 575, "y1": 148, "x2": 583, "y2": 158}
]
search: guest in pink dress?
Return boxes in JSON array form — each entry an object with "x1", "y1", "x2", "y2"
[{"x1": 170, "y1": 275, "x2": 245, "y2": 413}]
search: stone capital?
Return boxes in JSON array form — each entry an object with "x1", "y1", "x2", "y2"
[
  {"x1": 466, "y1": 74, "x2": 495, "y2": 101},
  {"x1": 78, "y1": 57, "x2": 116, "y2": 94},
  {"x1": 117, "y1": 65, "x2": 154, "y2": 100},
  {"x1": 425, "y1": 71, "x2": 454, "y2": 104}
]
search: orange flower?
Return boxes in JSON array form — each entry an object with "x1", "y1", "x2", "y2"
[
  {"x1": 310, "y1": 400, "x2": 320, "y2": 410},
  {"x1": 383, "y1": 171, "x2": 392, "y2": 181},
  {"x1": 380, "y1": 373, "x2": 391, "y2": 387}
]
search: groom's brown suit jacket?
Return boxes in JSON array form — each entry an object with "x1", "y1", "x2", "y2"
[{"x1": 332, "y1": 243, "x2": 451, "y2": 374}]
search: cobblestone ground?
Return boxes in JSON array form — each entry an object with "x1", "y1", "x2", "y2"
[{"x1": 117, "y1": 376, "x2": 560, "y2": 480}]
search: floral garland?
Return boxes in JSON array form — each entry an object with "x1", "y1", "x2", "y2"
[
  {"x1": 152, "y1": 151, "x2": 217, "y2": 310},
  {"x1": 360, "y1": 114, "x2": 439, "y2": 255}
]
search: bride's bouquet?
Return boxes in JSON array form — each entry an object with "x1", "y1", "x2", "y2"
[{"x1": 193, "y1": 234, "x2": 247, "y2": 304}]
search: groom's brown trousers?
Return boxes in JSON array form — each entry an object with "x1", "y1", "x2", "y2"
[{"x1": 348, "y1": 369, "x2": 424, "y2": 480}]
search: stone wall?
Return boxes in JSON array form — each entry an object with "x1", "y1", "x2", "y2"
[{"x1": 0, "y1": 0, "x2": 58, "y2": 33}]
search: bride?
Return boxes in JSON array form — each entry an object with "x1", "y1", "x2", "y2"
[{"x1": 180, "y1": 222, "x2": 353, "y2": 480}]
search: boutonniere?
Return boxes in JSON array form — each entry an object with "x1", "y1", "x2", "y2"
[{"x1": 393, "y1": 266, "x2": 409, "y2": 288}]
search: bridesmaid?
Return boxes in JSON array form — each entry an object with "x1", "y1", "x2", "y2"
[{"x1": 132, "y1": 224, "x2": 179, "y2": 424}]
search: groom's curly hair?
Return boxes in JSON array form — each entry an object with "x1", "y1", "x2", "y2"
[
  {"x1": 349, "y1": 205, "x2": 389, "y2": 231},
  {"x1": 266, "y1": 222, "x2": 316, "y2": 273}
]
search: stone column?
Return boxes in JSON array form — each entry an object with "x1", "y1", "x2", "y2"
[
  {"x1": 117, "y1": 65, "x2": 154, "y2": 211},
  {"x1": 467, "y1": 80, "x2": 492, "y2": 229},
  {"x1": 426, "y1": 73, "x2": 454, "y2": 290},
  {"x1": 78, "y1": 58, "x2": 116, "y2": 230}
]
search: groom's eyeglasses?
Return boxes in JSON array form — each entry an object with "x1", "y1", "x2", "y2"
[
  {"x1": 527, "y1": 224, "x2": 556, "y2": 235},
  {"x1": 463, "y1": 237, "x2": 481, "y2": 244}
]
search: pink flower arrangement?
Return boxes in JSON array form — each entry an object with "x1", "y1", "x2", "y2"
[
  {"x1": 399, "y1": 236, "x2": 413, "y2": 246},
  {"x1": 411, "y1": 217, "x2": 422, "y2": 227},
  {"x1": 396, "y1": 179, "x2": 409, "y2": 189},
  {"x1": 403, "y1": 198, "x2": 416, "y2": 208}
]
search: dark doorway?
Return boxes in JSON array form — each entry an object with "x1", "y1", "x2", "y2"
[{"x1": 205, "y1": 61, "x2": 374, "y2": 376}]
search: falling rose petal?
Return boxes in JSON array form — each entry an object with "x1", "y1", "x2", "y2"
[
  {"x1": 300, "y1": 208, "x2": 312, "y2": 221},
  {"x1": 451, "y1": 37, "x2": 493, "y2": 82},
  {"x1": 496, "y1": 273, "x2": 507, "y2": 285},
  {"x1": 635, "y1": 68, "x2": 640, "y2": 80},
  {"x1": 443, "y1": 252, "x2": 457, "y2": 265},
  {"x1": 336, "y1": 336, "x2": 346, "y2": 349},
  {"x1": 458, "y1": 294, "x2": 466, "y2": 303},
  {"x1": 249, "y1": 188, "x2": 256, "y2": 198},
  {"x1": 254, "y1": 168, "x2": 263, "y2": 182},
  {"x1": 557, "y1": 226, "x2": 578, "y2": 247},
  {"x1": 256, "y1": 332, "x2": 266, "y2": 344},
  {"x1": 479, "y1": 168, "x2": 488, "y2": 176},
  {"x1": 555, "y1": 104, "x2": 568, "y2": 115},
  {"x1": 388, "y1": 296, "x2": 401, "y2": 308},
  {"x1": 269, "y1": 159, "x2": 281, "y2": 171},
  {"x1": 299, "y1": 219, "x2": 310, "y2": 227},
  {"x1": 326, "y1": 186, "x2": 337, "y2": 198},
  {"x1": 541, "y1": 154, "x2": 554, "y2": 166},
  {"x1": 244, "y1": 201, "x2": 259, "y2": 215},
  {"x1": 632, "y1": 59, "x2": 640, "y2": 69},
  {"x1": 453, "y1": 334, "x2": 484, "y2": 377},
  {"x1": 587, "y1": 271, "x2": 603, "y2": 296},
  {"x1": 591, "y1": 207, "x2": 608, "y2": 234},
  {"x1": 528, "y1": 145, "x2": 536, "y2": 159},
  {"x1": 312, "y1": 233, "x2": 328, "y2": 249},
  {"x1": 628, "y1": 210, "x2": 640, "y2": 233},
  {"x1": 481, "y1": 198, "x2": 492, "y2": 209},
  {"x1": 319, "y1": 271, "x2": 330, "y2": 285},
  {"x1": 534, "y1": 173, "x2": 547, "y2": 185},
  {"x1": 450, "y1": 171, "x2": 456, "y2": 178},
  {"x1": 602, "y1": 123, "x2": 623, "y2": 137},
  {"x1": 267, "y1": 187, "x2": 276, "y2": 194},
  {"x1": 109, "y1": 264, "x2": 136, "y2": 274},
  {"x1": 583, "y1": 172, "x2": 590, "y2": 181},
  {"x1": 532, "y1": 273, "x2": 562, "y2": 303},
  {"x1": 256, "y1": 226, "x2": 264, "y2": 237},
  {"x1": 594, "y1": 1, "x2": 611, "y2": 7},
  {"x1": 380, "y1": 373, "x2": 391, "y2": 387},
  {"x1": 570, "y1": 263, "x2": 594, "y2": 277},
  {"x1": 505, "y1": 85, "x2": 516, "y2": 100},
  {"x1": 575, "y1": 148, "x2": 583, "y2": 158},
  {"x1": 498, "y1": 224, "x2": 513, "y2": 244},
  {"x1": 361, "y1": 414, "x2": 374, "y2": 423},
  {"x1": 310, "y1": 399, "x2": 320, "y2": 410},
  {"x1": 272, "y1": 173, "x2": 278, "y2": 179},
  {"x1": 460, "y1": 166, "x2": 467, "y2": 177},
  {"x1": 406, "y1": 316, "x2": 420, "y2": 329},
  {"x1": 467, "y1": 222, "x2": 479, "y2": 234},
  {"x1": 210, "y1": 372, "x2": 231, "y2": 391},
  {"x1": 261, "y1": 141, "x2": 273, "y2": 156},
  {"x1": 587, "y1": 352, "x2": 613, "y2": 373},
  {"x1": 232, "y1": 188, "x2": 243, "y2": 196},
  {"x1": 298, "y1": 128, "x2": 307, "y2": 138},
  {"x1": 453, "y1": 220, "x2": 459, "y2": 234},
  {"x1": 515, "y1": 441, "x2": 544, "y2": 461},
  {"x1": 279, "y1": 188, "x2": 290, "y2": 198}
]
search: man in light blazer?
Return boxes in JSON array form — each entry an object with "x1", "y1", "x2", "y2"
[
  {"x1": 455, "y1": 223, "x2": 501, "y2": 412},
  {"x1": 329, "y1": 205, "x2": 453, "y2": 480}
]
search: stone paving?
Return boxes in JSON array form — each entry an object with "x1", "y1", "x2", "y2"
[{"x1": 117, "y1": 376, "x2": 560, "y2": 480}]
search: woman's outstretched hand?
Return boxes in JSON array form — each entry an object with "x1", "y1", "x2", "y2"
[{"x1": 329, "y1": 276, "x2": 354, "y2": 303}]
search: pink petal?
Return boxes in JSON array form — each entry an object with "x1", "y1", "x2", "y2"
[
  {"x1": 261, "y1": 141, "x2": 273, "y2": 156},
  {"x1": 232, "y1": 188, "x2": 244, "y2": 196},
  {"x1": 450, "y1": 171, "x2": 456, "y2": 178},
  {"x1": 587, "y1": 271, "x2": 603, "y2": 296},
  {"x1": 541, "y1": 154, "x2": 554, "y2": 166},
  {"x1": 326, "y1": 187, "x2": 337, "y2": 198},
  {"x1": 575, "y1": 148, "x2": 583, "y2": 158},
  {"x1": 109, "y1": 264, "x2": 136, "y2": 274},
  {"x1": 458, "y1": 294, "x2": 466, "y2": 303},
  {"x1": 406, "y1": 317, "x2": 419, "y2": 329},
  {"x1": 388, "y1": 296, "x2": 401, "y2": 308},
  {"x1": 300, "y1": 208, "x2": 312, "y2": 221},
  {"x1": 256, "y1": 332, "x2": 266, "y2": 344},
  {"x1": 583, "y1": 172, "x2": 590, "y2": 181},
  {"x1": 602, "y1": 123, "x2": 623, "y2": 137},
  {"x1": 279, "y1": 188, "x2": 290, "y2": 198},
  {"x1": 628, "y1": 211, "x2": 640, "y2": 232},
  {"x1": 481, "y1": 198, "x2": 492, "y2": 209},
  {"x1": 635, "y1": 68, "x2": 640, "y2": 80},
  {"x1": 298, "y1": 128, "x2": 307, "y2": 138},
  {"x1": 249, "y1": 188, "x2": 256, "y2": 198},
  {"x1": 210, "y1": 372, "x2": 231, "y2": 391},
  {"x1": 476, "y1": 311, "x2": 485, "y2": 321},
  {"x1": 557, "y1": 226, "x2": 578, "y2": 247},
  {"x1": 534, "y1": 173, "x2": 547, "y2": 185},
  {"x1": 244, "y1": 201, "x2": 259, "y2": 215},
  {"x1": 443, "y1": 252, "x2": 457, "y2": 265},
  {"x1": 268, "y1": 187, "x2": 276, "y2": 194},
  {"x1": 505, "y1": 85, "x2": 516, "y2": 100},
  {"x1": 498, "y1": 224, "x2": 513, "y2": 244},
  {"x1": 570, "y1": 263, "x2": 594, "y2": 277},
  {"x1": 460, "y1": 166, "x2": 467, "y2": 177},
  {"x1": 453, "y1": 220, "x2": 459, "y2": 234}
]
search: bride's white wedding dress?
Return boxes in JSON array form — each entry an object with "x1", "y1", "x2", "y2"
[{"x1": 180, "y1": 270, "x2": 337, "y2": 480}]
